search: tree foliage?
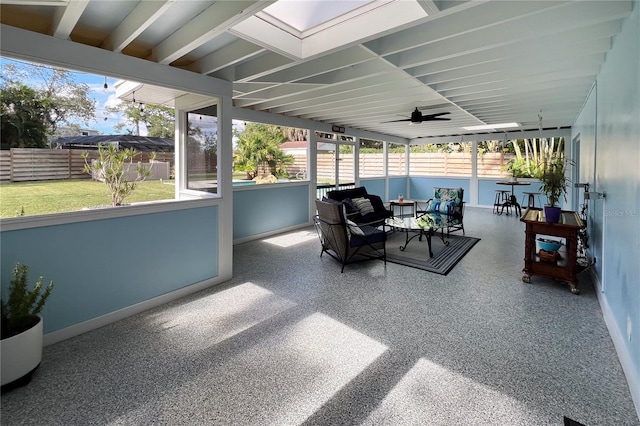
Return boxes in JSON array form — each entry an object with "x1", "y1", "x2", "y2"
[
  {"x1": 107, "y1": 102, "x2": 175, "y2": 138},
  {"x1": 1, "y1": 61, "x2": 96, "y2": 139},
  {"x1": 233, "y1": 123, "x2": 293, "y2": 179},
  {"x1": 1, "y1": 83, "x2": 49, "y2": 149}
]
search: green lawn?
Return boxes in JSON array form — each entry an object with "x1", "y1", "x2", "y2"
[{"x1": 0, "y1": 179, "x2": 176, "y2": 218}]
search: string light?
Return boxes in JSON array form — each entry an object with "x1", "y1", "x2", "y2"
[{"x1": 103, "y1": 76, "x2": 108, "y2": 90}]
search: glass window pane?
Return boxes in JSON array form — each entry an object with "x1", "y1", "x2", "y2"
[
  {"x1": 359, "y1": 138, "x2": 384, "y2": 178},
  {"x1": 187, "y1": 110, "x2": 218, "y2": 193},
  {"x1": 477, "y1": 139, "x2": 507, "y2": 178},
  {"x1": 0, "y1": 59, "x2": 177, "y2": 217},
  {"x1": 388, "y1": 142, "x2": 406, "y2": 175},
  {"x1": 409, "y1": 142, "x2": 472, "y2": 177},
  {"x1": 233, "y1": 121, "x2": 304, "y2": 185}
]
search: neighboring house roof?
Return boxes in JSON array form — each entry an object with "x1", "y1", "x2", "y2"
[{"x1": 51, "y1": 135, "x2": 174, "y2": 152}]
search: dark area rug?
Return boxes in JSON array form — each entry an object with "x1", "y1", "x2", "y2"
[{"x1": 385, "y1": 230, "x2": 480, "y2": 275}]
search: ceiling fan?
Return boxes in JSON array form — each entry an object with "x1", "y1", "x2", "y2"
[{"x1": 385, "y1": 107, "x2": 451, "y2": 124}]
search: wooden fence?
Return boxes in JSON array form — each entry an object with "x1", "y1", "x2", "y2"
[
  {"x1": 0, "y1": 148, "x2": 174, "y2": 182},
  {"x1": 291, "y1": 152, "x2": 513, "y2": 179},
  {"x1": 1, "y1": 149, "x2": 513, "y2": 183}
]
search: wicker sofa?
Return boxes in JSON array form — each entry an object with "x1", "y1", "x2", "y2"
[
  {"x1": 325, "y1": 186, "x2": 392, "y2": 225},
  {"x1": 313, "y1": 199, "x2": 387, "y2": 272}
]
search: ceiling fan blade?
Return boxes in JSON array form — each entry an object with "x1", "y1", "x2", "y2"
[
  {"x1": 424, "y1": 117, "x2": 451, "y2": 121},
  {"x1": 382, "y1": 118, "x2": 412, "y2": 123},
  {"x1": 423, "y1": 112, "x2": 451, "y2": 120}
]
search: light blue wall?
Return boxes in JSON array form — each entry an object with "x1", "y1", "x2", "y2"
[
  {"x1": 361, "y1": 179, "x2": 386, "y2": 200},
  {"x1": 388, "y1": 177, "x2": 407, "y2": 201},
  {"x1": 573, "y1": 4, "x2": 639, "y2": 412},
  {"x1": 409, "y1": 177, "x2": 470, "y2": 201},
  {"x1": 0, "y1": 206, "x2": 220, "y2": 334},
  {"x1": 233, "y1": 184, "x2": 310, "y2": 240}
]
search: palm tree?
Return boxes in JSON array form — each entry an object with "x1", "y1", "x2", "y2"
[{"x1": 233, "y1": 123, "x2": 294, "y2": 179}]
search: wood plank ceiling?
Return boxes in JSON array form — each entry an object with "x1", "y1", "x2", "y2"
[{"x1": 0, "y1": 0, "x2": 633, "y2": 140}]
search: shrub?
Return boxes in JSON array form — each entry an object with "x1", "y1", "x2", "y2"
[
  {"x1": 1, "y1": 263, "x2": 53, "y2": 337},
  {"x1": 83, "y1": 143, "x2": 155, "y2": 206}
]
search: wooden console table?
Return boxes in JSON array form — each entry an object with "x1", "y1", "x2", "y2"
[{"x1": 520, "y1": 208, "x2": 585, "y2": 294}]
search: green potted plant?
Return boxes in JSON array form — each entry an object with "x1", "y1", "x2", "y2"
[
  {"x1": 1, "y1": 262, "x2": 53, "y2": 390},
  {"x1": 538, "y1": 157, "x2": 570, "y2": 223}
]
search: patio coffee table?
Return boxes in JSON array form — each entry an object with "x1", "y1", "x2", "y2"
[{"x1": 385, "y1": 214, "x2": 449, "y2": 257}]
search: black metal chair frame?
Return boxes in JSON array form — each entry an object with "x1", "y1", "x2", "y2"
[{"x1": 313, "y1": 200, "x2": 387, "y2": 273}]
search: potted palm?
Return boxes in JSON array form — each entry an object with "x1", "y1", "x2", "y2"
[
  {"x1": 538, "y1": 157, "x2": 570, "y2": 223},
  {"x1": 1, "y1": 263, "x2": 53, "y2": 390}
]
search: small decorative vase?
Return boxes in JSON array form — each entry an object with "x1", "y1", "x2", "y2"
[{"x1": 544, "y1": 205, "x2": 562, "y2": 223}]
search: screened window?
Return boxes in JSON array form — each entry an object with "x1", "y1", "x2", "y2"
[
  {"x1": 477, "y1": 137, "x2": 565, "y2": 178},
  {"x1": 186, "y1": 109, "x2": 218, "y2": 193},
  {"x1": 388, "y1": 142, "x2": 406, "y2": 175},
  {"x1": 359, "y1": 138, "x2": 384, "y2": 178},
  {"x1": 233, "y1": 121, "x2": 307, "y2": 185},
  {"x1": 408, "y1": 142, "x2": 472, "y2": 177},
  {"x1": 0, "y1": 59, "x2": 177, "y2": 218}
]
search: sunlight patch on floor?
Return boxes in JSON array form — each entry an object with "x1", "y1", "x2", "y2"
[
  {"x1": 146, "y1": 282, "x2": 296, "y2": 349},
  {"x1": 263, "y1": 230, "x2": 317, "y2": 247},
  {"x1": 363, "y1": 358, "x2": 550, "y2": 425},
  {"x1": 167, "y1": 312, "x2": 388, "y2": 424}
]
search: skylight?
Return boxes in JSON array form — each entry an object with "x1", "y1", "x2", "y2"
[
  {"x1": 262, "y1": 0, "x2": 375, "y2": 33},
  {"x1": 231, "y1": 0, "x2": 428, "y2": 59}
]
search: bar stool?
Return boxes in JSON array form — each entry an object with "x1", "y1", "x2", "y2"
[
  {"x1": 521, "y1": 192, "x2": 541, "y2": 209},
  {"x1": 493, "y1": 190, "x2": 510, "y2": 215}
]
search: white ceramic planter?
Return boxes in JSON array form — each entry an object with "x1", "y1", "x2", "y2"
[{"x1": 1, "y1": 316, "x2": 43, "y2": 386}]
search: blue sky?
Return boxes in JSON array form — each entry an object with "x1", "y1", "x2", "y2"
[{"x1": 1, "y1": 58, "x2": 132, "y2": 135}]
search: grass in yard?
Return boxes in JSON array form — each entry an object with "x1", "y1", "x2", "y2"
[{"x1": 0, "y1": 179, "x2": 176, "y2": 218}]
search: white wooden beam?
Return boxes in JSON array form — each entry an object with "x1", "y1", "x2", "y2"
[
  {"x1": 51, "y1": 0, "x2": 88, "y2": 39},
  {"x1": 188, "y1": 39, "x2": 265, "y2": 75},
  {"x1": 250, "y1": 46, "x2": 376, "y2": 84},
  {"x1": 102, "y1": 0, "x2": 173, "y2": 52},
  {"x1": 149, "y1": 1, "x2": 273, "y2": 65},
  {"x1": 415, "y1": 0, "x2": 440, "y2": 16},
  {"x1": 364, "y1": 0, "x2": 565, "y2": 56},
  {"x1": 234, "y1": 73, "x2": 404, "y2": 109},
  {"x1": 387, "y1": 19, "x2": 622, "y2": 69}
]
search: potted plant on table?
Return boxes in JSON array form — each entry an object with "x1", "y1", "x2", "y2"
[
  {"x1": 538, "y1": 157, "x2": 570, "y2": 223},
  {"x1": 1, "y1": 263, "x2": 53, "y2": 391}
]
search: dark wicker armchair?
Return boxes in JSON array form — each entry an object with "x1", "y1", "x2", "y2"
[{"x1": 313, "y1": 199, "x2": 387, "y2": 272}]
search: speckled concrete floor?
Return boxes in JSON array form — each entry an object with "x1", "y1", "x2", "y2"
[{"x1": 1, "y1": 207, "x2": 638, "y2": 425}]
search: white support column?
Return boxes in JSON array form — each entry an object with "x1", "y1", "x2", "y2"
[
  {"x1": 309, "y1": 129, "x2": 318, "y2": 216},
  {"x1": 354, "y1": 136, "x2": 360, "y2": 187},
  {"x1": 383, "y1": 141, "x2": 389, "y2": 200},
  {"x1": 174, "y1": 109, "x2": 186, "y2": 199},
  {"x1": 471, "y1": 139, "x2": 479, "y2": 206},
  {"x1": 218, "y1": 95, "x2": 233, "y2": 281},
  {"x1": 405, "y1": 143, "x2": 410, "y2": 197}
]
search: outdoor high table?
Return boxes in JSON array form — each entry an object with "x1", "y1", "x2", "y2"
[
  {"x1": 389, "y1": 199, "x2": 416, "y2": 218},
  {"x1": 496, "y1": 180, "x2": 530, "y2": 216}
]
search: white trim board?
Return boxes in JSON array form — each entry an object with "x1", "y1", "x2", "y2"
[{"x1": 43, "y1": 276, "x2": 227, "y2": 347}]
